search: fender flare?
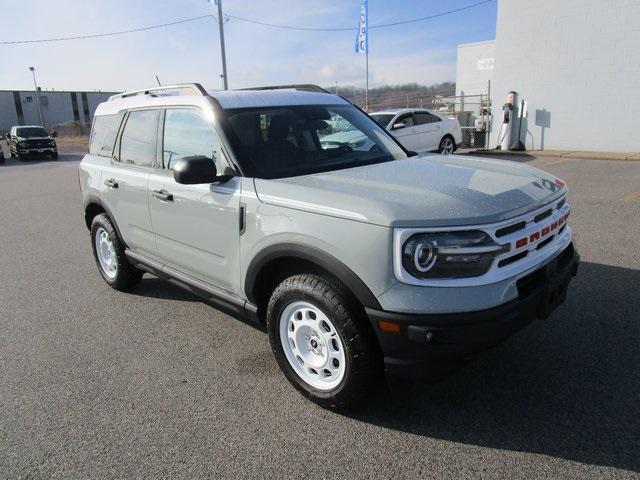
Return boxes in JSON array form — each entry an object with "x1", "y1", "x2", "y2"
[
  {"x1": 244, "y1": 243, "x2": 381, "y2": 310},
  {"x1": 83, "y1": 195, "x2": 127, "y2": 248}
]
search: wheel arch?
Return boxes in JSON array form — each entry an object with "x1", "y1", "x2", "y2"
[
  {"x1": 83, "y1": 196, "x2": 127, "y2": 247},
  {"x1": 245, "y1": 243, "x2": 382, "y2": 319}
]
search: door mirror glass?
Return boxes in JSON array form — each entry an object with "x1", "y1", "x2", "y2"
[
  {"x1": 173, "y1": 155, "x2": 219, "y2": 184},
  {"x1": 392, "y1": 122, "x2": 406, "y2": 130}
]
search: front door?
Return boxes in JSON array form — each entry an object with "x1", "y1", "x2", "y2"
[
  {"x1": 147, "y1": 107, "x2": 241, "y2": 293},
  {"x1": 389, "y1": 113, "x2": 420, "y2": 151}
]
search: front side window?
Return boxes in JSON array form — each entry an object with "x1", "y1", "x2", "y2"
[
  {"x1": 396, "y1": 113, "x2": 415, "y2": 127},
  {"x1": 414, "y1": 112, "x2": 441, "y2": 125},
  {"x1": 370, "y1": 114, "x2": 394, "y2": 129},
  {"x1": 225, "y1": 104, "x2": 407, "y2": 179},
  {"x1": 90, "y1": 113, "x2": 124, "y2": 156},
  {"x1": 119, "y1": 109, "x2": 159, "y2": 167},
  {"x1": 163, "y1": 108, "x2": 222, "y2": 171}
]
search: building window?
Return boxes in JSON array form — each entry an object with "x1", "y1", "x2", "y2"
[{"x1": 25, "y1": 96, "x2": 33, "y2": 103}]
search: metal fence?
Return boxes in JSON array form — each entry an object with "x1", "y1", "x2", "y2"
[{"x1": 342, "y1": 87, "x2": 492, "y2": 149}]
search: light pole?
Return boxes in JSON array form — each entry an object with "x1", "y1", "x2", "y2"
[
  {"x1": 212, "y1": 0, "x2": 229, "y2": 90},
  {"x1": 29, "y1": 66, "x2": 45, "y2": 127}
]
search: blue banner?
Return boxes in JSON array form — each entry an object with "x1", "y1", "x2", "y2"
[{"x1": 355, "y1": 0, "x2": 368, "y2": 54}]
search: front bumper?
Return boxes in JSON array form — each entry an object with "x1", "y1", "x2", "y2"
[
  {"x1": 366, "y1": 243, "x2": 579, "y2": 379},
  {"x1": 17, "y1": 147, "x2": 57, "y2": 155}
]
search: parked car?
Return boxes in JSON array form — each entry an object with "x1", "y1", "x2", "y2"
[
  {"x1": 370, "y1": 108, "x2": 462, "y2": 154},
  {"x1": 79, "y1": 84, "x2": 578, "y2": 410},
  {"x1": 7, "y1": 125, "x2": 58, "y2": 161}
]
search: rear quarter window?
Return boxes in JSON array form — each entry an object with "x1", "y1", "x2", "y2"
[{"x1": 89, "y1": 113, "x2": 124, "y2": 156}]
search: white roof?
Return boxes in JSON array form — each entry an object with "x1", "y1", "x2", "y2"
[
  {"x1": 209, "y1": 89, "x2": 349, "y2": 109},
  {"x1": 94, "y1": 88, "x2": 348, "y2": 116},
  {"x1": 369, "y1": 108, "x2": 436, "y2": 116}
]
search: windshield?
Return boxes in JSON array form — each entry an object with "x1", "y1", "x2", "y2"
[
  {"x1": 16, "y1": 127, "x2": 48, "y2": 138},
  {"x1": 224, "y1": 104, "x2": 407, "y2": 179},
  {"x1": 370, "y1": 114, "x2": 394, "y2": 129}
]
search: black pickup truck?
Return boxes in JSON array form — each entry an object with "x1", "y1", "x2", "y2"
[{"x1": 7, "y1": 126, "x2": 58, "y2": 161}]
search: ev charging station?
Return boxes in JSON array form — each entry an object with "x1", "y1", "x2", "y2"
[{"x1": 498, "y1": 91, "x2": 527, "y2": 151}]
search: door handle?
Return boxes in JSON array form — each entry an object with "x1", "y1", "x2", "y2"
[
  {"x1": 152, "y1": 189, "x2": 173, "y2": 202},
  {"x1": 104, "y1": 178, "x2": 118, "y2": 188}
]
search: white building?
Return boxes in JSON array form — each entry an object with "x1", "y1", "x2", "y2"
[
  {"x1": 455, "y1": 39, "x2": 495, "y2": 116},
  {"x1": 457, "y1": 0, "x2": 640, "y2": 152},
  {"x1": 0, "y1": 90, "x2": 117, "y2": 133}
]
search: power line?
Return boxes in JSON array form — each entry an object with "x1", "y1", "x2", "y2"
[
  {"x1": 0, "y1": 0, "x2": 493, "y2": 45},
  {"x1": 0, "y1": 14, "x2": 215, "y2": 45},
  {"x1": 226, "y1": 0, "x2": 493, "y2": 31}
]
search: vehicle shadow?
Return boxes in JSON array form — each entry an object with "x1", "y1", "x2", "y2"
[
  {"x1": 129, "y1": 277, "x2": 201, "y2": 302},
  {"x1": 347, "y1": 261, "x2": 640, "y2": 472},
  {"x1": 128, "y1": 276, "x2": 266, "y2": 332}
]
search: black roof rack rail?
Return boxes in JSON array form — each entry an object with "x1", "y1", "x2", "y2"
[
  {"x1": 109, "y1": 83, "x2": 208, "y2": 101},
  {"x1": 236, "y1": 84, "x2": 331, "y2": 94}
]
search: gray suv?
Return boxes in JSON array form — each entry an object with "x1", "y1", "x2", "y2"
[{"x1": 79, "y1": 84, "x2": 579, "y2": 409}]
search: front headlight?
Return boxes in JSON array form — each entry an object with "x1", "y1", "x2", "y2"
[{"x1": 401, "y1": 231, "x2": 509, "y2": 279}]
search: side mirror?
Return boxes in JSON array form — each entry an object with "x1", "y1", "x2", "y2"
[
  {"x1": 173, "y1": 155, "x2": 224, "y2": 185},
  {"x1": 392, "y1": 122, "x2": 406, "y2": 130},
  {"x1": 51, "y1": 131, "x2": 58, "y2": 138}
]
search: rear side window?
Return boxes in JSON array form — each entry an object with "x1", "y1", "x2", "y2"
[
  {"x1": 89, "y1": 113, "x2": 124, "y2": 156},
  {"x1": 414, "y1": 112, "x2": 441, "y2": 125},
  {"x1": 162, "y1": 108, "x2": 222, "y2": 171},
  {"x1": 119, "y1": 110, "x2": 160, "y2": 167}
]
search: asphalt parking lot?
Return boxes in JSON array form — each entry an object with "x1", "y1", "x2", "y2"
[{"x1": 1, "y1": 151, "x2": 639, "y2": 479}]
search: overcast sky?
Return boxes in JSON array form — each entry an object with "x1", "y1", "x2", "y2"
[{"x1": 1, "y1": 0, "x2": 497, "y2": 92}]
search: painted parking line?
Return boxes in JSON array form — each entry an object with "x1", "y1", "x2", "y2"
[{"x1": 620, "y1": 191, "x2": 640, "y2": 202}]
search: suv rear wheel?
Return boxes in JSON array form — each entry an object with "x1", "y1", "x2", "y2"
[
  {"x1": 266, "y1": 274, "x2": 380, "y2": 410},
  {"x1": 90, "y1": 213, "x2": 143, "y2": 291}
]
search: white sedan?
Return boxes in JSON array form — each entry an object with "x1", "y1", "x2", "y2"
[{"x1": 370, "y1": 108, "x2": 462, "y2": 154}]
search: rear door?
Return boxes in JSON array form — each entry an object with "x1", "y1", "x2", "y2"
[
  {"x1": 413, "y1": 111, "x2": 443, "y2": 151},
  {"x1": 389, "y1": 113, "x2": 419, "y2": 151},
  {"x1": 147, "y1": 107, "x2": 241, "y2": 293},
  {"x1": 100, "y1": 109, "x2": 159, "y2": 253}
]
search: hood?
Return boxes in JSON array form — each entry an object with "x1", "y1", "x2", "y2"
[{"x1": 253, "y1": 154, "x2": 567, "y2": 228}]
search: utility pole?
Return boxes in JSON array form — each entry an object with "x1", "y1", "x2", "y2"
[
  {"x1": 29, "y1": 66, "x2": 44, "y2": 127},
  {"x1": 214, "y1": 0, "x2": 229, "y2": 90}
]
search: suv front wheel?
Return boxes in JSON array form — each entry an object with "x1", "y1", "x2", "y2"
[
  {"x1": 90, "y1": 213, "x2": 143, "y2": 291},
  {"x1": 266, "y1": 274, "x2": 380, "y2": 410}
]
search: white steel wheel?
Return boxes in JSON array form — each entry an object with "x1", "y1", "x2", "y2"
[
  {"x1": 440, "y1": 137, "x2": 455, "y2": 154},
  {"x1": 279, "y1": 301, "x2": 346, "y2": 391},
  {"x1": 94, "y1": 227, "x2": 118, "y2": 279}
]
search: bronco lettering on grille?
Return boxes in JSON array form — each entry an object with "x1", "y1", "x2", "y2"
[{"x1": 513, "y1": 211, "x2": 570, "y2": 249}]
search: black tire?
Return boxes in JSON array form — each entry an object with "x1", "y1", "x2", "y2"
[
  {"x1": 266, "y1": 274, "x2": 381, "y2": 410},
  {"x1": 438, "y1": 135, "x2": 456, "y2": 154},
  {"x1": 90, "y1": 213, "x2": 143, "y2": 291},
  {"x1": 51, "y1": 151, "x2": 58, "y2": 160}
]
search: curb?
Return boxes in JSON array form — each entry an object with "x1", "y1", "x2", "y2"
[{"x1": 464, "y1": 149, "x2": 640, "y2": 161}]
